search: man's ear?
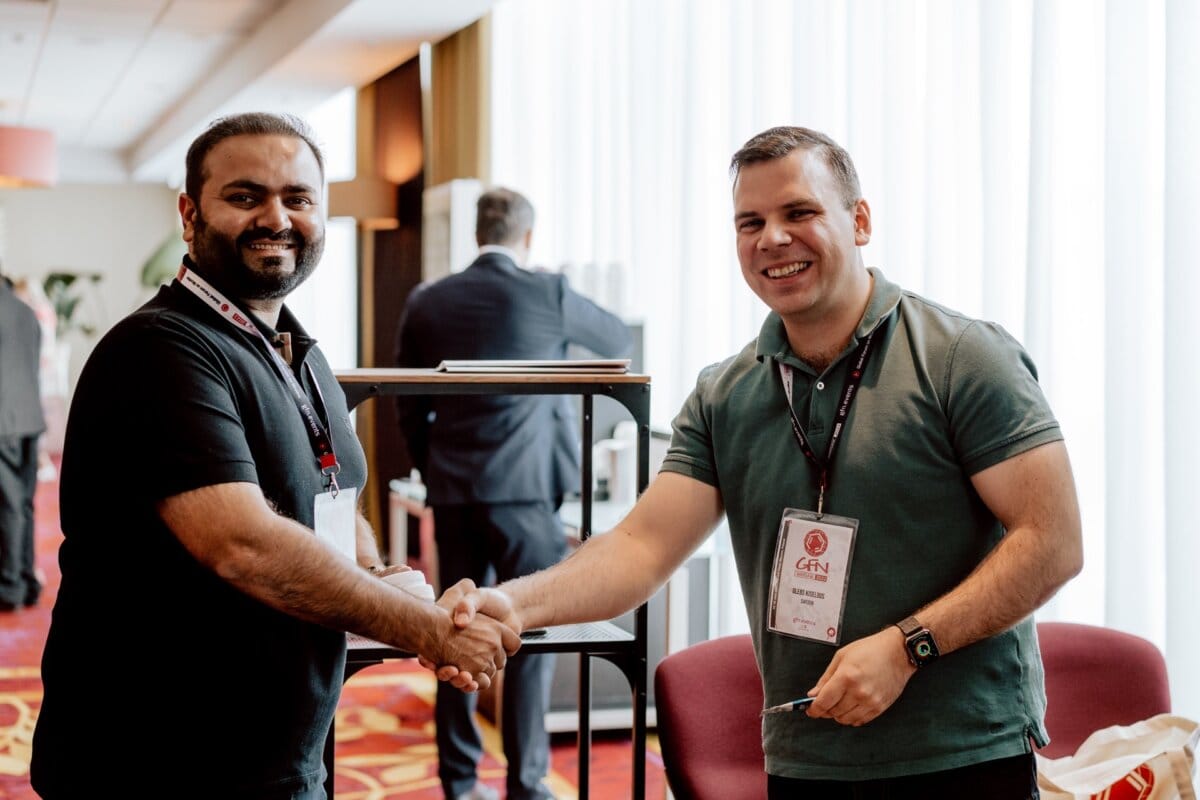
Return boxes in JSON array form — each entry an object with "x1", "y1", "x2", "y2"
[
  {"x1": 853, "y1": 198, "x2": 872, "y2": 246},
  {"x1": 179, "y1": 193, "x2": 197, "y2": 247}
]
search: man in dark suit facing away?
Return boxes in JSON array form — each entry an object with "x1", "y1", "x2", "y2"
[
  {"x1": 395, "y1": 187, "x2": 632, "y2": 800},
  {"x1": 0, "y1": 268, "x2": 46, "y2": 612}
]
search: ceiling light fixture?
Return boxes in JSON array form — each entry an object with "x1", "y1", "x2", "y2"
[{"x1": 0, "y1": 125, "x2": 58, "y2": 188}]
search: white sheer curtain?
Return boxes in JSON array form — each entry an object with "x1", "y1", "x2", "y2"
[
  {"x1": 487, "y1": 0, "x2": 1200, "y2": 720},
  {"x1": 288, "y1": 88, "x2": 359, "y2": 370}
]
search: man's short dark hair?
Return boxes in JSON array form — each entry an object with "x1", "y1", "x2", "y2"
[
  {"x1": 475, "y1": 187, "x2": 535, "y2": 247},
  {"x1": 730, "y1": 126, "x2": 862, "y2": 209},
  {"x1": 184, "y1": 112, "x2": 325, "y2": 203}
]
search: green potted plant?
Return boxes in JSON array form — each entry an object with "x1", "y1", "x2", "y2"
[
  {"x1": 139, "y1": 232, "x2": 187, "y2": 290},
  {"x1": 42, "y1": 271, "x2": 103, "y2": 337}
]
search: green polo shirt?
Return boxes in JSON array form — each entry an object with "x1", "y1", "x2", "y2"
[{"x1": 661, "y1": 268, "x2": 1062, "y2": 780}]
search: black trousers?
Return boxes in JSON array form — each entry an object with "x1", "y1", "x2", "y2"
[
  {"x1": 767, "y1": 752, "x2": 1040, "y2": 799},
  {"x1": 433, "y1": 501, "x2": 567, "y2": 800},
  {"x1": 0, "y1": 434, "x2": 39, "y2": 607}
]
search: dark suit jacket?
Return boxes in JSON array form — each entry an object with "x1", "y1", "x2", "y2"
[
  {"x1": 0, "y1": 282, "x2": 45, "y2": 438},
  {"x1": 395, "y1": 252, "x2": 632, "y2": 505}
]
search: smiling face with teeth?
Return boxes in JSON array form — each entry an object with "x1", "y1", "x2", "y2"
[
  {"x1": 733, "y1": 147, "x2": 872, "y2": 357},
  {"x1": 180, "y1": 133, "x2": 325, "y2": 306}
]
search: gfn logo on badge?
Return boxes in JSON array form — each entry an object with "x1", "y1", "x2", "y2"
[
  {"x1": 804, "y1": 529, "x2": 828, "y2": 557},
  {"x1": 794, "y1": 557, "x2": 830, "y2": 582}
]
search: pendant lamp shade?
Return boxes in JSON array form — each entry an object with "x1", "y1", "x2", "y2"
[{"x1": 0, "y1": 125, "x2": 58, "y2": 188}]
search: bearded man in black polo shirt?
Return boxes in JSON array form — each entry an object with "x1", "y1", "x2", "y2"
[{"x1": 32, "y1": 112, "x2": 519, "y2": 800}]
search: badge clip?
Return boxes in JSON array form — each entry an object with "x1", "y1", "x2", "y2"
[{"x1": 321, "y1": 460, "x2": 341, "y2": 498}]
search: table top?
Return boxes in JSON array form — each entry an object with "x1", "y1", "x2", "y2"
[
  {"x1": 346, "y1": 620, "x2": 635, "y2": 662},
  {"x1": 335, "y1": 368, "x2": 650, "y2": 386}
]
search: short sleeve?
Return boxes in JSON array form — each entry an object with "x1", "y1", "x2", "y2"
[
  {"x1": 101, "y1": 316, "x2": 259, "y2": 501},
  {"x1": 944, "y1": 321, "x2": 1063, "y2": 476},
  {"x1": 660, "y1": 364, "x2": 720, "y2": 488}
]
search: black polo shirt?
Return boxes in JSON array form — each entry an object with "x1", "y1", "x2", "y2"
[{"x1": 33, "y1": 278, "x2": 366, "y2": 798}]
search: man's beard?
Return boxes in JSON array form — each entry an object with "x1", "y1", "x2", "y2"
[{"x1": 191, "y1": 211, "x2": 324, "y2": 301}]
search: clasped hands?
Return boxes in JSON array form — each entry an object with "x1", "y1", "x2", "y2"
[
  {"x1": 412, "y1": 579, "x2": 918, "y2": 721},
  {"x1": 416, "y1": 579, "x2": 523, "y2": 693}
]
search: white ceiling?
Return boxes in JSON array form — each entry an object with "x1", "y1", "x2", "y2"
[{"x1": 0, "y1": 0, "x2": 495, "y2": 185}]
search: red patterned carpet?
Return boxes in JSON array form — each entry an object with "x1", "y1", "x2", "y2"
[
  {"x1": 333, "y1": 661, "x2": 665, "y2": 799},
  {"x1": 0, "y1": 469, "x2": 667, "y2": 799}
]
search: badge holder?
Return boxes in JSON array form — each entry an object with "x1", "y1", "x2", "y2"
[
  {"x1": 766, "y1": 508, "x2": 858, "y2": 646},
  {"x1": 314, "y1": 484, "x2": 357, "y2": 563}
]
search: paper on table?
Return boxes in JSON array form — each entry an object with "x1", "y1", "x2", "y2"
[
  {"x1": 383, "y1": 569, "x2": 435, "y2": 602},
  {"x1": 434, "y1": 359, "x2": 630, "y2": 374}
]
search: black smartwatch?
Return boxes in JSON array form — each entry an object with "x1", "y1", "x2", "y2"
[{"x1": 896, "y1": 616, "x2": 940, "y2": 668}]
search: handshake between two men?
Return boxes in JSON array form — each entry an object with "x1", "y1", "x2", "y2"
[{"x1": 414, "y1": 577, "x2": 526, "y2": 693}]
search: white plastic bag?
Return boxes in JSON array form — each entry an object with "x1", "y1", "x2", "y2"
[{"x1": 1037, "y1": 714, "x2": 1199, "y2": 800}]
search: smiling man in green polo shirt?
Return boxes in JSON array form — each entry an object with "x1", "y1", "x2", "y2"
[{"x1": 441, "y1": 125, "x2": 1084, "y2": 799}]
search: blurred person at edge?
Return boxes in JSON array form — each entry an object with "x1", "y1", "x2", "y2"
[
  {"x1": 12, "y1": 276, "x2": 60, "y2": 482},
  {"x1": 0, "y1": 265, "x2": 45, "y2": 613}
]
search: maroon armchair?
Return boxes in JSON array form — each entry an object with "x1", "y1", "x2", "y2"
[
  {"x1": 654, "y1": 634, "x2": 766, "y2": 800},
  {"x1": 1036, "y1": 621, "x2": 1172, "y2": 759},
  {"x1": 654, "y1": 623, "x2": 1172, "y2": 796}
]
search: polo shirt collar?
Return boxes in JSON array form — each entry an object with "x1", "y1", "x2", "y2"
[
  {"x1": 754, "y1": 266, "x2": 903, "y2": 366},
  {"x1": 173, "y1": 256, "x2": 318, "y2": 365},
  {"x1": 270, "y1": 306, "x2": 317, "y2": 366}
]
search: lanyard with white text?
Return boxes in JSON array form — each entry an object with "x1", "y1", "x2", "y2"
[
  {"x1": 176, "y1": 265, "x2": 342, "y2": 492},
  {"x1": 777, "y1": 329, "x2": 878, "y2": 515}
]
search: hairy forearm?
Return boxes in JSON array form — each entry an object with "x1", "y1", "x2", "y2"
[
  {"x1": 219, "y1": 515, "x2": 525, "y2": 690},
  {"x1": 495, "y1": 472, "x2": 723, "y2": 630},
  {"x1": 160, "y1": 482, "x2": 519, "y2": 687},
  {"x1": 801, "y1": 519, "x2": 1081, "y2": 728},
  {"x1": 187, "y1": 504, "x2": 442, "y2": 654},
  {"x1": 804, "y1": 443, "x2": 1084, "y2": 729},
  {"x1": 910, "y1": 441, "x2": 1084, "y2": 655},
  {"x1": 918, "y1": 523, "x2": 1082, "y2": 655},
  {"x1": 502, "y1": 525, "x2": 675, "y2": 630}
]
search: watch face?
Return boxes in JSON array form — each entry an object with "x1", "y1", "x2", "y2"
[
  {"x1": 912, "y1": 634, "x2": 935, "y2": 660},
  {"x1": 908, "y1": 631, "x2": 940, "y2": 666}
]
